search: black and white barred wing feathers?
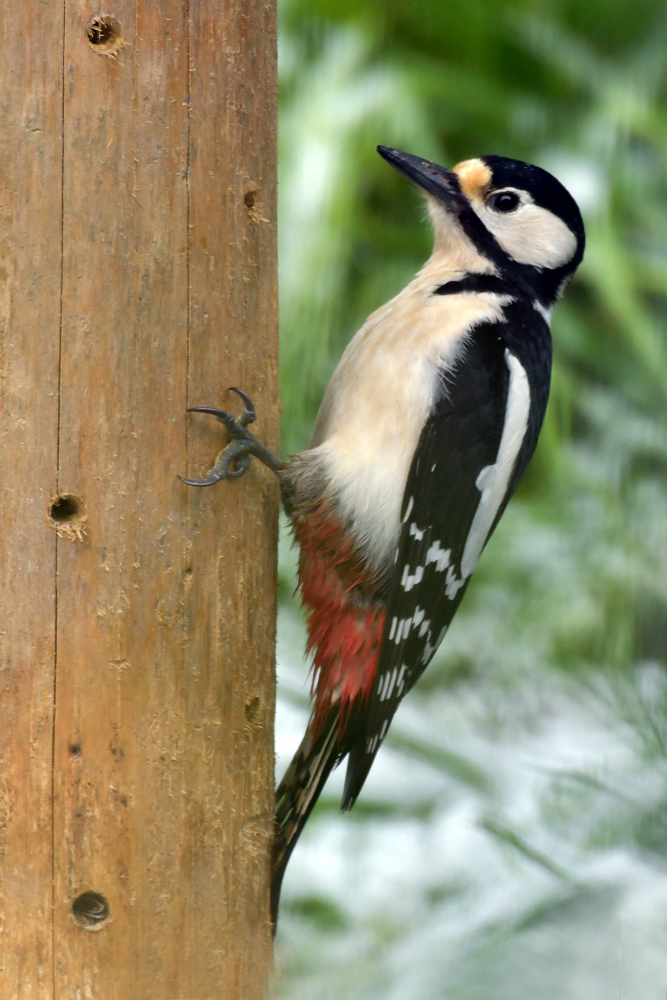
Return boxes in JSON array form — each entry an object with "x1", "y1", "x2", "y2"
[{"x1": 343, "y1": 321, "x2": 544, "y2": 808}]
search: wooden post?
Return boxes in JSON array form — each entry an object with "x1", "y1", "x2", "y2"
[{"x1": 0, "y1": 1, "x2": 278, "y2": 997}]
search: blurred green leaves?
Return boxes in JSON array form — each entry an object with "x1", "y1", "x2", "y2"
[
  {"x1": 275, "y1": 0, "x2": 667, "y2": 994},
  {"x1": 278, "y1": 0, "x2": 667, "y2": 685}
]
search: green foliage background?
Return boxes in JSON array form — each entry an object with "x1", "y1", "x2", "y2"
[{"x1": 273, "y1": 1, "x2": 667, "y2": 996}]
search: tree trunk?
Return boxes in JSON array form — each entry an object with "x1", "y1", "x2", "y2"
[{"x1": 0, "y1": 1, "x2": 278, "y2": 997}]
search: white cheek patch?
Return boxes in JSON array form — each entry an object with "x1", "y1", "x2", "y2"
[{"x1": 475, "y1": 202, "x2": 577, "y2": 269}]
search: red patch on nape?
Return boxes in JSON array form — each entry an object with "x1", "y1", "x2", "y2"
[{"x1": 292, "y1": 502, "x2": 386, "y2": 739}]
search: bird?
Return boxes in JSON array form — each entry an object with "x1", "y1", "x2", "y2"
[{"x1": 180, "y1": 146, "x2": 585, "y2": 927}]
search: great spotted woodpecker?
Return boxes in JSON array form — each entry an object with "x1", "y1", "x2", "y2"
[{"x1": 181, "y1": 147, "x2": 585, "y2": 926}]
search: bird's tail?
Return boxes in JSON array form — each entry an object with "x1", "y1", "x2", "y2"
[{"x1": 271, "y1": 707, "x2": 340, "y2": 930}]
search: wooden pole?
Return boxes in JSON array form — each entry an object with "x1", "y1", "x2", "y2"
[{"x1": 0, "y1": 1, "x2": 278, "y2": 997}]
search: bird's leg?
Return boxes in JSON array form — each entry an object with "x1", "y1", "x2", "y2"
[{"x1": 179, "y1": 387, "x2": 284, "y2": 487}]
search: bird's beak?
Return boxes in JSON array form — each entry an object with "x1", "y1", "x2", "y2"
[{"x1": 377, "y1": 146, "x2": 465, "y2": 210}]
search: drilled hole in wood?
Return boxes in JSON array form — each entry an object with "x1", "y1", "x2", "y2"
[
  {"x1": 50, "y1": 494, "x2": 85, "y2": 524},
  {"x1": 69, "y1": 744, "x2": 82, "y2": 759},
  {"x1": 245, "y1": 695, "x2": 260, "y2": 723},
  {"x1": 72, "y1": 891, "x2": 109, "y2": 929},
  {"x1": 86, "y1": 15, "x2": 123, "y2": 55},
  {"x1": 49, "y1": 493, "x2": 87, "y2": 541},
  {"x1": 243, "y1": 183, "x2": 268, "y2": 223}
]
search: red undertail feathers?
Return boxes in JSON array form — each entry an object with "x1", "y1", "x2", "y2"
[{"x1": 292, "y1": 502, "x2": 386, "y2": 739}]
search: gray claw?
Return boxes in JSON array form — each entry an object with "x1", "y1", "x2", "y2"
[
  {"x1": 227, "y1": 387, "x2": 256, "y2": 426},
  {"x1": 178, "y1": 471, "x2": 226, "y2": 487},
  {"x1": 226, "y1": 453, "x2": 251, "y2": 478},
  {"x1": 180, "y1": 387, "x2": 283, "y2": 487}
]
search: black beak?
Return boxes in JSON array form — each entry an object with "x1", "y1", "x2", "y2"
[{"x1": 377, "y1": 146, "x2": 465, "y2": 209}]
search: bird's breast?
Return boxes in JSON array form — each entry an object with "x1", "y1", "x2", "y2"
[{"x1": 310, "y1": 284, "x2": 510, "y2": 575}]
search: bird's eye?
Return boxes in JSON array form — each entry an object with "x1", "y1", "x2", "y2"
[{"x1": 489, "y1": 191, "x2": 521, "y2": 213}]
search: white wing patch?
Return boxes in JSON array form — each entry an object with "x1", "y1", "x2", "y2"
[
  {"x1": 425, "y1": 540, "x2": 450, "y2": 571},
  {"x1": 460, "y1": 349, "x2": 531, "y2": 578},
  {"x1": 533, "y1": 300, "x2": 553, "y2": 325},
  {"x1": 401, "y1": 564, "x2": 424, "y2": 592}
]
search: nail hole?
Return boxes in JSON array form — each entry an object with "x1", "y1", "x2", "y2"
[
  {"x1": 72, "y1": 891, "x2": 109, "y2": 929},
  {"x1": 50, "y1": 494, "x2": 84, "y2": 524},
  {"x1": 49, "y1": 494, "x2": 88, "y2": 541},
  {"x1": 243, "y1": 183, "x2": 268, "y2": 224},
  {"x1": 69, "y1": 744, "x2": 82, "y2": 759},
  {"x1": 86, "y1": 15, "x2": 124, "y2": 56}
]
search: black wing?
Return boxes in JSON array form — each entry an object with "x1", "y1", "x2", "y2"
[{"x1": 342, "y1": 307, "x2": 551, "y2": 807}]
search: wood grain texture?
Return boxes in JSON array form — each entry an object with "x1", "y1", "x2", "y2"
[
  {"x1": 0, "y1": 1, "x2": 278, "y2": 996},
  {"x1": 0, "y1": 0, "x2": 63, "y2": 995}
]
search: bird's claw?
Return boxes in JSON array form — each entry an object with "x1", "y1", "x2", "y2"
[
  {"x1": 185, "y1": 387, "x2": 256, "y2": 433},
  {"x1": 178, "y1": 439, "x2": 251, "y2": 486},
  {"x1": 179, "y1": 387, "x2": 282, "y2": 487},
  {"x1": 228, "y1": 386, "x2": 257, "y2": 427}
]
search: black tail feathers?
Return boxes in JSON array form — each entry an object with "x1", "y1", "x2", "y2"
[{"x1": 271, "y1": 709, "x2": 340, "y2": 930}]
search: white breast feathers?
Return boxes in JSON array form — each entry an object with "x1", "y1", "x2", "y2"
[{"x1": 308, "y1": 267, "x2": 512, "y2": 576}]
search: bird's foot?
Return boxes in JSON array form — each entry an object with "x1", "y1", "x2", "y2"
[{"x1": 179, "y1": 387, "x2": 284, "y2": 487}]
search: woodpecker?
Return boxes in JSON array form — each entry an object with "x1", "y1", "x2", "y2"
[{"x1": 181, "y1": 146, "x2": 585, "y2": 926}]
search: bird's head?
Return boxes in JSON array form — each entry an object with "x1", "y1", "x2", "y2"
[{"x1": 378, "y1": 145, "x2": 585, "y2": 309}]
